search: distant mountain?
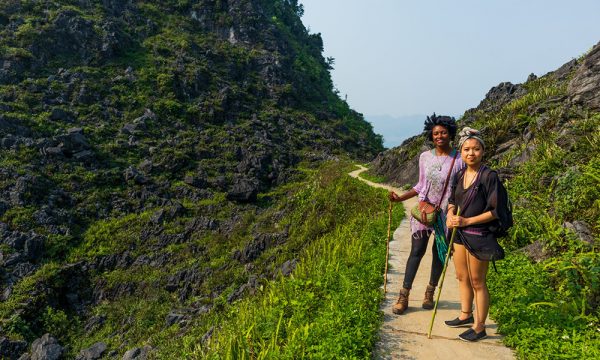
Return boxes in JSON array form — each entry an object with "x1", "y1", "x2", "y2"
[{"x1": 366, "y1": 114, "x2": 427, "y2": 148}]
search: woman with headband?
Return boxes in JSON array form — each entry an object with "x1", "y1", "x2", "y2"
[{"x1": 445, "y1": 127, "x2": 507, "y2": 342}]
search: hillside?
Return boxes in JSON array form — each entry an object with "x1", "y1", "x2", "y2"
[
  {"x1": 369, "y1": 42, "x2": 600, "y2": 358},
  {"x1": 0, "y1": 1, "x2": 383, "y2": 358}
]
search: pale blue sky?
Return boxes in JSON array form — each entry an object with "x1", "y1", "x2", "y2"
[{"x1": 299, "y1": 0, "x2": 600, "y2": 147}]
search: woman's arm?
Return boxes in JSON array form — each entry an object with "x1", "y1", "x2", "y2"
[{"x1": 389, "y1": 188, "x2": 418, "y2": 202}]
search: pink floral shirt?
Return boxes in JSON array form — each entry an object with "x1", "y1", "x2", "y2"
[{"x1": 411, "y1": 149, "x2": 465, "y2": 233}]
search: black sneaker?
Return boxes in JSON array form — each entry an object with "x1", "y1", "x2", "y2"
[
  {"x1": 458, "y1": 328, "x2": 487, "y2": 342},
  {"x1": 444, "y1": 315, "x2": 474, "y2": 328}
]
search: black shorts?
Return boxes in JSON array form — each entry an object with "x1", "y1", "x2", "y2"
[{"x1": 457, "y1": 230, "x2": 504, "y2": 261}]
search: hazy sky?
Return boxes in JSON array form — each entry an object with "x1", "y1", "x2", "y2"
[{"x1": 299, "y1": 1, "x2": 600, "y2": 146}]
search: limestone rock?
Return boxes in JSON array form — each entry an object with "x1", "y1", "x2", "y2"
[
  {"x1": 30, "y1": 334, "x2": 63, "y2": 360},
  {"x1": 75, "y1": 342, "x2": 107, "y2": 360},
  {"x1": 568, "y1": 41, "x2": 600, "y2": 110}
]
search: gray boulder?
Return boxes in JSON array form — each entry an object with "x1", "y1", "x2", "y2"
[
  {"x1": 226, "y1": 177, "x2": 259, "y2": 202},
  {"x1": 564, "y1": 221, "x2": 595, "y2": 245},
  {"x1": 75, "y1": 342, "x2": 107, "y2": 360},
  {"x1": 122, "y1": 345, "x2": 152, "y2": 360},
  {"x1": 31, "y1": 334, "x2": 63, "y2": 360}
]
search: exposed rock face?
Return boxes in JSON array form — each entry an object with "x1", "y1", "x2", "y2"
[
  {"x1": 75, "y1": 342, "x2": 107, "y2": 360},
  {"x1": 568, "y1": 41, "x2": 600, "y2": 110},
  {"x1": 369, "y1": 135, "x2": 427, "y2": 187},
  {"x1": 520, "y1": 240, "x2": 551, "y2": 263},
  {"x1": 476, "y1": 82, "x2": 527, "y2": 113},
  {"x1": 30, "y1": 334, "x2": 63, "y2": 360},
  {"x1": 122, "y1": 346, "x2": 153, "y2": 360},
  {"x1": 564, "y1": 221, "x2": 595, "y2": 245}
]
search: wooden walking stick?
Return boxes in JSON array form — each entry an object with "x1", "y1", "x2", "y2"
[
  {"x1": 428, "y1": 207, "x2": 461, "y2": 339},
  {"x1": 384, "y1": 200, "x2": 392, "y2": 294}
]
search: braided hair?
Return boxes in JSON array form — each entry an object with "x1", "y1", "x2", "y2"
[{"x1": 423, "y1": 113, "x2": 458, "y2": 141}]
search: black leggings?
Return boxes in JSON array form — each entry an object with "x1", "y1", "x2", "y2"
[{"x1": 402, "y1": 230, "x2": 443, "y2": 290}]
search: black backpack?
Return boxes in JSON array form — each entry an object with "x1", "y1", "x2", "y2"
[{"x1": 478, "y1": 167, "x2": 513, "y2": 238}]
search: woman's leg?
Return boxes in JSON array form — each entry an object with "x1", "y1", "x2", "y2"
[
  {"x1": 393, "y1": 230, "x2": 432, "y2": 314},
  {"x1": 402, "y1": 230, "x2": 432, "y2": 289},
  {"x1": 452, "y1": 243, "x2": 474, "y2": 320},
  {"x1": 466, "y1": 252, "x2": 490, "y2": 332},
  {"x1": 428, "y1": 236, "x2": 443, "y2": 286}
]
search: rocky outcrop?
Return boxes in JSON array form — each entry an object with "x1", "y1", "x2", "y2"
[
  {"x1": 75, "y1": 342, "x2": 107, "y2": 360},
  {"x1": 369, "y1": 134, "x2": 427, "y2": 187},
  {"x1": 568, "y1": 41, "x2": 600, "y2": 110},
  {"x1": 30, "y1": 334, "x2": 63, "y2": 360},
  {"x1": 476, "y1": 82, "x2": 527, "y2": 113},
  {"x1": 122, "y1": 346, "x2": 153, "y2": 360}
]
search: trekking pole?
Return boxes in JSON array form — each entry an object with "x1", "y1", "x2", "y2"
[
  {"x1": 427, "y1": 207, "x2": 461, "y2": 339},
  {"x1": 383, "y1": 200, "x2": 392, "y2": 294}
]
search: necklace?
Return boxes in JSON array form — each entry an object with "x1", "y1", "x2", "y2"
[
  {"x1": 432, "y1": 149, "x2": 453, "y2": 171},
  {"x1": 464, "y1": 166, "x2": 482, "y2": 188},
  {"x1": 463, "y1": 171, "x2": 477, "y2": 188}
]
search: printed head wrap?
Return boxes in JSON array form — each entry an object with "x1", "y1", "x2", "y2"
[{"x1": 458, "y1": 127, "x2": 485, "y2": 150}]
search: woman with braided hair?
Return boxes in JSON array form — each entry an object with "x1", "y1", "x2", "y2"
[{"x1": 389, "y1": 114, "x2": 464, "y2": 314}]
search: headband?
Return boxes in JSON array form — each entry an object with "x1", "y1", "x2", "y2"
[{"x1": 458, "y1": 127, "x2": 485, "y2": 150}]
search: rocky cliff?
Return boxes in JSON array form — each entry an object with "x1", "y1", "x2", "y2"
[{"x1": 0, "y1": 1, "x2": 383, "y2": 358}]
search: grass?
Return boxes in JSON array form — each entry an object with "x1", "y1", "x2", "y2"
[
  {"x1": 15, "y1": 162, "x2": 402, "y2": 358},
  {"x1": 489, "y1": 253, "x2": 600, "y2": 359},
  {"x1": 150, "y1": 163, "x2": 404, "y2": 358},
  {"x1": 477, "y1": 74, "x2": 600, "y2": 358},
  {"x1": 357, "y1": 168, "x2": 387, "y2": 184}
]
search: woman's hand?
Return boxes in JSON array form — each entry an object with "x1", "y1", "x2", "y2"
[
  {"x1": 448, "y1": 215, "x2": 470, "y2": 228},
  {"x1": 446, "y1": 213, "x2": 455, "y2": 229},
  {"x1": 389, "y1": 191, "x2": 401, "y2": 202}
]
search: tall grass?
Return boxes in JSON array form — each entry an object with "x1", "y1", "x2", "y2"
[
  {"x1": 162, "y1": 163, "x2": 403, "y2": 359},
  {"x1": 481, "y1": 75, "x2": 600, "y2": 357}
]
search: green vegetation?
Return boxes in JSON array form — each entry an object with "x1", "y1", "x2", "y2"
[
  {"x1": 0, "y1": 0, "x2": 384, "y2": 357},
  {"x1": 358, "y1": 168, "x2": 387, "y2": 184},
  {"x1": 165, "y1": 163, "x2": 403, "y2": 358},
  {"x1": 490, "y1": 253, "x2": 599, "y2": 359},
  {"x1": 3, "y1": 162, "x2": 399, "y2": 358},
  {"x1": 474, "y1": 76, "x2": 600, "y2": 358}
]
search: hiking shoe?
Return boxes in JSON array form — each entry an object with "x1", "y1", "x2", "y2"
[
  {"x1": 459, "y1": 328, "x2": 487, "y2": 342},
  {"x1": 392, "y1": 288, "x2": 410, "y2": 315},
  {"x1": 444, "y1": 315, "x2": 474, "y2": 328},
  {"x1": 422, "y1": 284, "x2": 435, "y2": 309}
]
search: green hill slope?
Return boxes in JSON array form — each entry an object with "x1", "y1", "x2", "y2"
[{"x1": 0, "y1": 1, "x2": 383, "y2": 358}]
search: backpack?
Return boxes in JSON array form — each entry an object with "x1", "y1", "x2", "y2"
[{"x1": 478, "y1": 168, "x2": 513, "y2": 238}]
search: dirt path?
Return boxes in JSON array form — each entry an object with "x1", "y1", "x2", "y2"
[{"x1": 349, "y1": 165, "x2": 514, "y2": 360}]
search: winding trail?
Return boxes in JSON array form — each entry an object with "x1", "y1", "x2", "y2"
[{"x1": 349, "y1": 165, "x2": 514, "y2": 360}]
